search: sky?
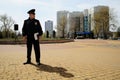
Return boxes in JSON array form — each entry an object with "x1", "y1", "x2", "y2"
[{"x1": 0, "y1": 0, "x2": 120, "y2": 32}]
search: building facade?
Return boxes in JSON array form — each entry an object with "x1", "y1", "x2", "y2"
[
  {"x1": 45, "y1": 20, "x2": 53, "y2": 37},
  {"x1": 57, "y1": 5, "x2": 109, "y2": 38},
  {"x1": 57, "y1": 10, "x2": 69, "y2": 38},
  {"x1": 83, "y1": 9, "x2": 90, "y2": 32},
  {"x1": 89, "y1": 6, "x2": 109, "y2": 38}
]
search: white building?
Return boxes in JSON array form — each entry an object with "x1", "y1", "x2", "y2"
[
  {"x1": 57, "y1": 11, "x2": 84, "y2": 38},
  {"x1": 79, "y1": 12, "x2": 84, "y2": 32},
  {"x1": 57, "y1": 10, "x2": 69, "y2": 38},
  {"x1": 83, "y1": 9, "x2": 90, "y2": 32},
  {"x1": 68, "y1": 11, "x2": 84, "y2": 37},
  {"x1": 45, "y1": 20, "x2": 53, "y2": 37},
  {"x1": 89, "y1": 5, "x2": 109, "y2": 31},
  {"x1": 69, "y1": 11, "x2": 81, "y2": 32},
  {"x1": 56, "y1": 5, "x2": 109, "y2": 38}
]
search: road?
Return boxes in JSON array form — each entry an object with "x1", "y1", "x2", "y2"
[{"x1": 0, "y1": 39, "x2": 120, "y2": 80}]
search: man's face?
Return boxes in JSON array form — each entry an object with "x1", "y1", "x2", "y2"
[{"x1": 29, "y1": 14, "x2": 35, "y2": 19}]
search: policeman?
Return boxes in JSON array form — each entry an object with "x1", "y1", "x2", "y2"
[{"x1": 22, "y1": 9, "x2": 43, "y2": 65}]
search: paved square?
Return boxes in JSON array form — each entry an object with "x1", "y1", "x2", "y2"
[{"x1": 0, "y1": 39, "x2": 120, "y2": 80}]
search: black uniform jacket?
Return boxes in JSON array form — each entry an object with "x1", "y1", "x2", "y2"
[{"x1": 22, "y1": 18, "x2": 43, "y2": 39}]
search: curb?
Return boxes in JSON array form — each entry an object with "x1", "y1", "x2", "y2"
[{"x1": 0, "y1": 39, "x2": 74, "y2": 45}]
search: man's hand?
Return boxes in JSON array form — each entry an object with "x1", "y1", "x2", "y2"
[{"x1": 23, "y1": 36, "x2": 27, "y2": 42}]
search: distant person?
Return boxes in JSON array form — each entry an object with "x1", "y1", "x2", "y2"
[{"x1": 22, "y1": 9, "x2": 43, "y2": 65}]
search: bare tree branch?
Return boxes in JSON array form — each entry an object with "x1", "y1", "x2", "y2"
[{"x1": 0, "y1": 14, "x2": 15, "y2": 38}]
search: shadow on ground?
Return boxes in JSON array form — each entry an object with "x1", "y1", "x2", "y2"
[{"x1": 30, "y1": 63, "x2": 74, "y2": 78}]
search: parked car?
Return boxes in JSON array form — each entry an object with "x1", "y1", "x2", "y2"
[
  {"x1": 112, "y1": 37, "x2": 119, "y2": 40},
  {"x1": 118, "y1": 37, "x2": 120, "y2": 40}
]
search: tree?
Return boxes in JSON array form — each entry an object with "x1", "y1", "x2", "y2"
[
  {"x1": 117, "y1": 27, "x2": 120, "y2": 32},
  {"x1": 93, "y1": 7, "x2": 109, "y2": 39},
  {"x1": 69, "y1": 17, "x2": 77, "y2": 39},
  {"x1": 93, "y1": 7, "x2": 118, "y2": 39},
  {"x1": 53, "y1": 30, "x2": 56, "y2": 38},
  {"x1": 0, "y1": 31, "x2": 3, "y2": 38},
  {"x1": 0, "y1": 14, "x2": 15, "y2": 38},
  {"x1": 57, "y1": 16, "x2": 67, "y2": 38},
  {"x1": 46, "y1": 31, "x2": 49, "y2": 38},
  {"x1": 109, "y1": 9, "x2": 119, "y2": 38},
  {"x1": 117, "y1": 27, "x2": 120, "y2": 37},
  {"x1": 109, "y1": 8, "x2": 118, "y2": 25}
]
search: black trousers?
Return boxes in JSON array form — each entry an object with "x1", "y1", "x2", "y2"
[{"x1": 26, "y1": 39, "x2": 40, "y2": 63}]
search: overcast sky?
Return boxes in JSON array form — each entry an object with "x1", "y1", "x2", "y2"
[{"x1": 0, "y1": 0, "x2": 120, "y2": 32}]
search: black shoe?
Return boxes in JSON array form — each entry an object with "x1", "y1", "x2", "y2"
[
  {"x1": 23, "y1": 62, "x2": 31, "y2": 65},
  {"x1": 37, "y1": 62, "x2": 41, "y2": 66}
]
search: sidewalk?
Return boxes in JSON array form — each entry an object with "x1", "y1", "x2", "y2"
[{"x1": 0, "y1": 39, "x2": 120, "y2": 80}]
